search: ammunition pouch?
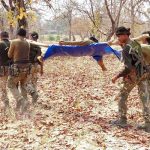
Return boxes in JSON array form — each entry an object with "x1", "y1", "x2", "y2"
[
  {"x1": 9, "y1": 63, "x2": 32, "y2": 77},
  {"x1": 124, "y1": 68, "x2": 137, "y2": 83}
]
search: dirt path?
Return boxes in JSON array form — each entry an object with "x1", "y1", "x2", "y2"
[{"x1": 0, "y1": 56, "x2": 150, "y2": 150}]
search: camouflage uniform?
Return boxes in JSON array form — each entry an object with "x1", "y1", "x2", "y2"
[
  {"x1": 114, "y1": 39, "x2": 150, "y2": 132},
  {"x1": 7, "y1": 38, "x2": 31, "y2": 113},
  {"x1": 26, "y1": 43, "x2": 42, "y2": 104},
  {"x1": 0, "y1": 39, "x2": 11, "y2": 110}
]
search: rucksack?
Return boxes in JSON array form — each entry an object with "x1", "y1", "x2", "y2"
[{"x1": 127, "y1": 40, "x2": 145, "y2": 77}]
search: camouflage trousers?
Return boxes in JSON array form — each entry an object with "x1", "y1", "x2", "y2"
[
  {"x1": 116, "y1": 77, "x2": 150, "y2": 124},
  {"x1": 7, "y1": 65, "x2": 31, "y2": 112},
  {"x1": 0, "y1": 75, "x2": 9, "y2": 108},
  {"x1": 0, "y1": 66, "x2": 9, "y2": 108},
  {"x1": 26, "y1": 63, "x2": 40, "y2": 103}
]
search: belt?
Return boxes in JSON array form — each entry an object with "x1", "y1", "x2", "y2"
[{"x1": 14, "y1": 60, "x2": 29, "y2": 64}]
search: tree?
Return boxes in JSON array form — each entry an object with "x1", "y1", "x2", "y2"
[
  {"x1": 1, "y1": 0, "x2": 52, "y2": 38},
  {"x1": 72, "y1": 17, "x2": 90, "y2": 40},
  {"x1": 75, "y1": 0, "x2": 107, "y2": 39},
  {"x1": 104, "y1": 0, "x2": 127, "y2": 40},
  {"x1": 53, "y1": 0, "x2": 76, "y2": 40},
  {"x1": 123, "y1": 0, "x2": 149, "y2": 37}
]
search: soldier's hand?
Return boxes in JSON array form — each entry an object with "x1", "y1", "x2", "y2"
[
  {"x1": 112, "y1": 76, "x2": 118, "y2": 83},
  {"x1": 37, "y1": 56, "x2": 43, "y2": 63}
]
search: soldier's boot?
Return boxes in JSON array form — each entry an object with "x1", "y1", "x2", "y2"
[
  {"x1": 3, "y1": 100, "x2": 9, "y2": 110},
  {"x1": 32, "y1": 92, "x2": 39, "y2": 104},
  {"x1": 16, "y1": 98, "x2": 24, "y2": 111},
  {"x1": 110, "y1": 116, "x2": 127, "y2": 127},
  {"x1": 145, "y1": 123, "x2": 150, "y2": 133},
  {"x1": 3, "y1": 100, "x2": 11, "y2": 114},
  {"x1": 137, "y1": 123, "x2": 150, "y2": 133},
  {"x1": 20, "y1": 99, "x2": 29, "y2": 113}
]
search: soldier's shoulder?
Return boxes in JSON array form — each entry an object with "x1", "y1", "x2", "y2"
[
  {"x1": 10, "y1": 39, "x2": 19, "y2": 43},
  {"x1": 0, "y1": 41, "x2": 5, "y2": 45}
]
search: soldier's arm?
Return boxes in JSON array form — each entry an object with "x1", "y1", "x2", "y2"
[
  {"x1": 112, "y1": 46, "x2": 133, "y2": 83},
  {"x1": 132, "y1": 34, "x2": 149, "y2": 43},
  {"x1": 8, "y1": 41, "x2": 15, "y2": 58}
]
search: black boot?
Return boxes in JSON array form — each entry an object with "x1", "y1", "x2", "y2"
[
  {"x1": 110, "y1": 117, "x2": 127, "y2": 127},
  {"x1": 137, "y1": 123, "x2": 150, "y2": 133},
  {"x1": 32, "y1": 92, "x2": 39, "y2": 104}
]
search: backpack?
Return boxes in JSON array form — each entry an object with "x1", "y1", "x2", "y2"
[{"x1": 127, "y1": 40, "x2": 145, "y2": 77}]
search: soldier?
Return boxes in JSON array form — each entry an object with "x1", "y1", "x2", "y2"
[
  {"x1": 7, "y1": 28, "x2": 31, "y2": 114},
  {"x1": 27, "y1": 31, "x2": 43, "y2": 104},
  {"x1": 0, "y1": 31, "x2": 11, "y2": 112},
  {"x1": 59, "y1": 37, "x2": 107, "y2": 71},
  {"x1": 111, "y1": 26, "x2": 150, "y2": 132}
]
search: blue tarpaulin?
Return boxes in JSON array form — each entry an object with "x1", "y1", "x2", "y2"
[{"x1": 43, "y1": 43, "x2": 121, "y2": 61}]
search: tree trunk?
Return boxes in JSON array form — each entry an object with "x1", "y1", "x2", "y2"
[
  {"x1": 130, "y1": 0, "x2": 134, "y2": 37},
  {"x1": 106, "y1": 23, "x2": 116, "y2": 41},
  {"x1": 72, "y1": 33, "x2": 76, "y2": 41},
  {"x1": 9, "y1": 25, "x2": 14, "y2": 39},
  {"x1": 68, "y1": 9, "x2": 72, "y2": 41}
]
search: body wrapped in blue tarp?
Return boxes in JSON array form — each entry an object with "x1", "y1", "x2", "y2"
[{"x1": 43, "y1": 43, "x2": 121, "y2": 61}]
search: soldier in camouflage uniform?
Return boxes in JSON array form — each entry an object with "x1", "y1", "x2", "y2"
[
  {"x1": 111, "y1": 27, "x2": 150, "y2": 133},
  {"x1": 26, "y1": 32, "x2": 42, "y2": 104},
  {"x1": 7, "y1": 28, "x2": 31, "y2": 114},
  {"x1": 0, "y1": 31, "x2": 11, "y2": 112}
]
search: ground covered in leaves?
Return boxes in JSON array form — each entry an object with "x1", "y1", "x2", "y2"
[{"x1": 0, "y1": 55, "x2": 150, "y2": 150}]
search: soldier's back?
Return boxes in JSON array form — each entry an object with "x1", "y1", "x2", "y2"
[{"x1": 11, "y1": 39, "x2": 30, "y2": 62}]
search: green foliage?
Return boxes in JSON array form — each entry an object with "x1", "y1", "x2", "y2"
[
  {"x1": 62, "y1": 37, "x2": 69, "y2": 41},
  {"x1": 56, "y1": 35, "x2": 60, "y2": 41},
  {"x1": 49, "y1": 35, "x2": 55, "y2": 41},
  {"x1": 48, "y1": 35, "x2": 61, "y2": 41}
]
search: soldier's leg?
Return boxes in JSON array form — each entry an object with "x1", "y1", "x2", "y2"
[
  {"x1": 112, "y1": 81, "x2": 135, "y2": 126},
  {"x1": 138, "y1": 79, "x2": 150, "y2": 132},
  {"x1": 30, "y1": 66, "x2": 38, "y2": 91},
  {"x1": 31, "y1": 69, "x2": 39, "y2": 104},
  {"x1": 20, "y1": 82, "x2": 28, "y2": 99},
  {"x1": 19, "y1": 74, "x2": 31, "y2": 112},
  {"x1": 2, "y1": 76, "x2": 9, "y2": 107},
  {"x1": 7, "y1": 76, "x2": 25, "y2": 111},
  {"x1": 0, "y1": 76, "x2": 9, "y2": 110},
  {"x1": 26, "y1": 65, "x2": 38, "y2": 104}
]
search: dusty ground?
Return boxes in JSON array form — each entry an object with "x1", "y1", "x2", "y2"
[{"x1": 0, "y1": 55, "x2": 150, "y2": 150}]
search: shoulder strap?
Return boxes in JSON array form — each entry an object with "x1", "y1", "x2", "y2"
[
  {"x1": 1, "y1": 40, "x2": 9, "y2": 48},
  {"x1": 27, "y1": 41, "x2": 30, "y2": 49}
]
